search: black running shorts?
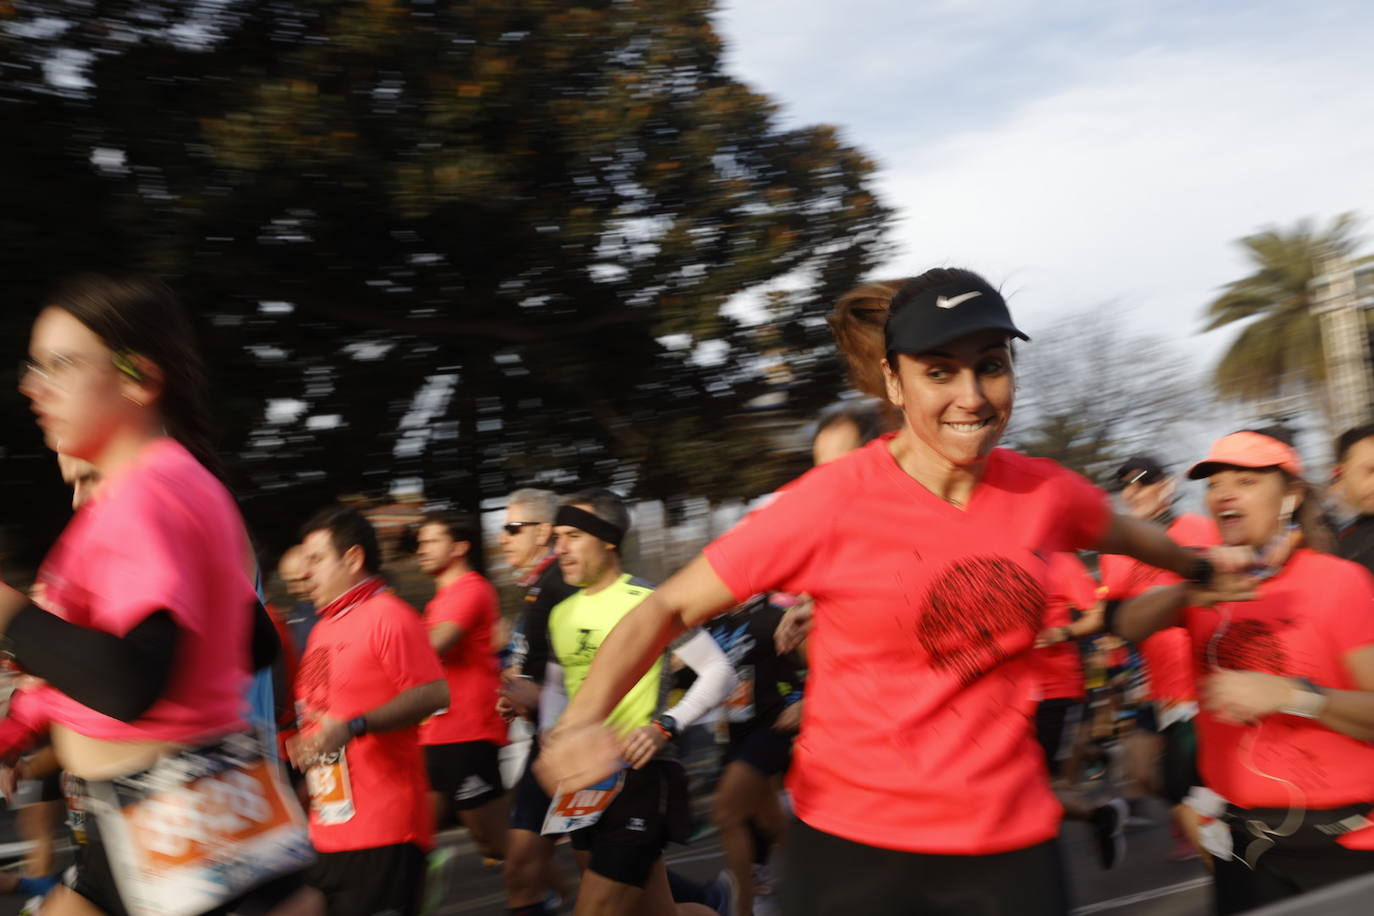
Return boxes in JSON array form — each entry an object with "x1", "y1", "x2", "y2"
[{"x1": 425, "y1": 740, "x2": 505, "y2": 811}]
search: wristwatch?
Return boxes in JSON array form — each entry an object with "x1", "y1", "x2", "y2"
[
  {"x1": 1279, "y1": 679, "x2": 1327, "y2": 719},
  {"x1": 347, "y1": 715, "x2": 369, "y2": 739},
  {"x1": 652, "y1": 715, "x2": 680, "y2": 740},
  {"x1": 1185, "y1": 552, "x2": 1215, "y2": 586}
]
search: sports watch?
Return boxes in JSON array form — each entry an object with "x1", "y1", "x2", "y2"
[
  {"x1": 347, "y1": 715, "x2": 369, "y2": 739},
  {"x1": 1279, "y1": 679, "x2": 1328, "y2": 719},
  {"x1": 652, "y1": 715, "x2": 680, "y2": 740}
]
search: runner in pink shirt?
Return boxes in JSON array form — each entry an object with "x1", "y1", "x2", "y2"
[{"x1": 0, "y1": 274, "x2": 311, "y2": 916}]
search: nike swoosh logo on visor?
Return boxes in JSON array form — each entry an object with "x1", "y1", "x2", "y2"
[{"x1": 935, "y1": 291, "x2": 983, "y2": 309}]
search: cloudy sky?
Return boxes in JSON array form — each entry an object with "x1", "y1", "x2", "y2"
[{"x1": 714, "y1": 0, "x2": 1374, "y2": 373}]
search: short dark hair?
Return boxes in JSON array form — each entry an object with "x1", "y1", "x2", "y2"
[
  {"x1": 300, "y1": 505, "x2": 381, "y2": 575},
  {"x1": 419, "y1": 510, "x2": 483, "y2": 567},
  {"x1": 1336, "y1": 423, "x2": 1374, "y2": 462},
  {"x1": 815, "y1": 400, "x2": 886, "y2": 447},
  {"x1": 562, "y1": 488, "x2": 631, "y2": 537}
]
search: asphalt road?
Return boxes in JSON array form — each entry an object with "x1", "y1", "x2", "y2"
[{"x1": 421, "y1": 795, "x2": 1213, "y2": 916}]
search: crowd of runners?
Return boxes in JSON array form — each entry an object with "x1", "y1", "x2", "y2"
[{"x1": 3, "y1": 269, "x2": 1374, "y2": 916}]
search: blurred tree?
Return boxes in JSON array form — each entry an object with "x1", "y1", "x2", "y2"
[
  {"x1": 1006, "y1": 311, "x2": 1203, "y2": 481},
  {"x1": 1204, "y1": 213, "x2": 1363, "y2": 409},
  {"x1": 0, "y1": 0, "x2": 891, "y2": 564}
]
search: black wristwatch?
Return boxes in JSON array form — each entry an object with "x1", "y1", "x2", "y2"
[
  {"x1": 1185, "y1": 553, "x2": 1214, "y2": 586},
  {"x1": 653, "y1": 715, "x2": 680, "y2": 740},
  {"x1": 347, "y1": 715, "x2": 369, "y2": 739}
]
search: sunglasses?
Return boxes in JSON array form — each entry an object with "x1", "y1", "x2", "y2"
[{"x1": 502, "y1": 522, "x2": 541, "y2": 536}]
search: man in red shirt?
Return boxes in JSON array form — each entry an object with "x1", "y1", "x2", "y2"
[
  {"x1": 290, "y1": 506, "x2": 449, "y2": 916},
  {"x1": 415, "y1": 511, "x2": 510, "y2": 863}
]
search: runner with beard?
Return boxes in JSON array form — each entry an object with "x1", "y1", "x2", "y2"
[
  {"x1": 536, "y1": 268, "x2": 1249, "y2": 915},
  {"x1": 1099, "y1": 456, "x2": 1220, "y2": 860},
  {"x1": 1115, "y1": 431, "x2": 1374, "y2": 914}
]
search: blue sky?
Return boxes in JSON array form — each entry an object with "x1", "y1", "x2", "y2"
[{"x1": 714, "y1": 0, "x2": 1374, "y2": 370}]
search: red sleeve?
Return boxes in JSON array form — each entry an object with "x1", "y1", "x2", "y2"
[
  {"x1": 373, "y1": 605, "x2": 447, "y2": 693},
  {"x1": 1060, "y1": 554, "x2": 1100, "y2": 609},
  {"x1": 1326, "y1": 562, "x2": 1374, "y2": 654},
  {"x1": 427, "y1": 577, "x2": 495, "y2": 634},
  {"x1": 1049, "y1": 466, "x2": 1113, "y2": 553},
  {"x1": 703, "y1": 479, "x2": 837, "y2": 604}
]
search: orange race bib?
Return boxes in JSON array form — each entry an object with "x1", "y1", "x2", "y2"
[
  {"x1": 306, "y1": 749, "x2": 356, "y2": 826},
  {"x1": 85, "y1": 733, "x2": 313, "y2": 916},
  {"x1": 541, "y1": 769, "x2": 626, "y2": 835}
]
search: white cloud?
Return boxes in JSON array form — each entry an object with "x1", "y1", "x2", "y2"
[{"x1": 716, "y1": 0, "x2": 1374, "y2": 377}]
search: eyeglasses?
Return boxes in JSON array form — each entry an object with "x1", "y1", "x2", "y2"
[
  {"x1": 502, "y1": 522, "x2": 541, "y2": 536},
  {"x1": 19, "y1": 352, "x2": 139, "y2": 391}
]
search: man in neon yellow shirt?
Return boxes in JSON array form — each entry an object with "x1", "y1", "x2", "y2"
[{"x1": 543, "y1": 488, "x2": 732, "y2": 916}]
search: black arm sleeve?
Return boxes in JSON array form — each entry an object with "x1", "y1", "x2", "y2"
[
  {"x1": 7, "y1": 605, "x2": 179, "y2": 723},
  {"x1": 250, "y1": 601, "x2": 280, "y2": 672}
]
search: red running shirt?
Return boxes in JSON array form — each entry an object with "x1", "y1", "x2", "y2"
[
  {"x1": 296, "y1": 585, "x2": 445, "y2": 853},
  {"x1": 1034, "y1": 554, "x2": 1098, "y2": 701},
  {"x1": 419, "y1": 572, "x2": 508, "y2": 747},
  {"x1": 704, "y1": 439, "x2": 1112, "y2": 854},
  {"x1": 1101, "y1": 514, "x2": 1219, "y2": 704},
  {"x1": 1184, "y1": 550, "x2": 1374, "y2": 847}
]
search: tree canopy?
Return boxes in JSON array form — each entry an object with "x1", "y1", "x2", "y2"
[{"x1": 0, "y1": 0, "x2": 891, "y2": 567}]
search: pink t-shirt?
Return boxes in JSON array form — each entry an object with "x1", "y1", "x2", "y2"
[
  {"x1": 704, "y1": 439, "x2": 1112, "y2": 855},
  {"x1": 35, "y1": 438, "x2": 254, "y2": 742},
  {"x1": 1184, "y1": 550, "x2": 1374, "y2": 847}
]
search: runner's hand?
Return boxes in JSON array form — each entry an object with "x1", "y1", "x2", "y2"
[
  {"x1": 288, "y1": 715, "x2": 350, "y2": 769},
  {"x1": 774, "y1": 600, "x2": 814, "y2": 655},
  {"x1": 535, "y1": 723, "x2": 622, "y2": 794},
  {"x1": 0, "y1": 765, "x2": 15, "y2": 800},
  {"x1": 1034, "y1": 626, "x2": 1069, "y2": 648},
  {"x1": 773, "y1": 702, "x2": 802, "y2": 733},
  {"x1": 499, "y1": 678, "x2": 541, "y2": 719},
  {"x1": 1201, "y1": 670, "x2": 1292, "y2": 724},
  {"x1": 1204, "y1": 546, "x2": 1260, "y2": 575},
  {"x1": 1186, "y1": 572, "x2": 1257, "y2": 607},
  {"x1": 496, "y1": 695, "x2": 517, "y2": 723},
  {"x1": 620, "y1": 725, "x2": 668, "y2": 770}
]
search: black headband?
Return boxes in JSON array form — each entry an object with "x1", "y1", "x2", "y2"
[{"x1": 554, "y1": 504, "x2": 624, "y2": 547}]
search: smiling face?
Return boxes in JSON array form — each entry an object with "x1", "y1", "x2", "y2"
[
  {"x1": 1204, "y1": 466, "x2": 1300, "y2": 548},
  {"x1": 20, "y1": 307, "x2": 144, "y2": 461},
  {"x1": 881, "y1": 329, "x2": 1014, "y2": 469}
]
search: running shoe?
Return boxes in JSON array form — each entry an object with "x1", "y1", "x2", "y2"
[
  {"x1": 707, "y1": 869, "x2": 738, "y2": 916},
  {"x1": 420, "y1": 846, "x2": 458, "y2": 916},
  {"x1": 1090, "y1": 798, "x2": 1128, "y2": 870},
  {"x1": 752, "y1": 863, "x2": 774, "y2": 897}
]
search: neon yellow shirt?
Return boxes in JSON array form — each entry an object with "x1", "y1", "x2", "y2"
[{"x1": 549, "y1": 573, "x2": 662, "y2": 736}]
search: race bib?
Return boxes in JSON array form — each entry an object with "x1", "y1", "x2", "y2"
[
  {"x1": 306, "y1": 749, "x2": 356, "y2": 826},
  {"x1": 541, "y1": 769, "x2": 626, "y2": 835},
  {"x1": 726, "y1": 665, "x2": 755, "y2": 723},
  {"x1": 85, "y1": 733, "x2": 313, "y2": 916}
]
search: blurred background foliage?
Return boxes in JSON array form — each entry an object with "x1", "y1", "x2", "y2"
[{"x1": 0, "y1": 0, "x2": 893, "y2": 569}]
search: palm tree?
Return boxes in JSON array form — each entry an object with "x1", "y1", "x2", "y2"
[{"x1": 1204, "y1": 212, "x2": 1362, "y2": 409}]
